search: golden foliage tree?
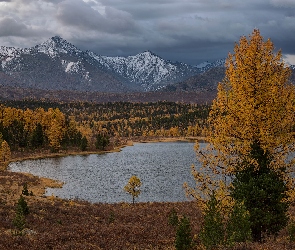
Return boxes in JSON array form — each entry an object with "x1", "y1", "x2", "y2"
[
  {"x1": 186, "y1": 29, "x2": 295, "y2": 204},
  {"x1": 0, "y1": 140, "x2": 11, "y2": 163},
  {"x1": 124, "y1": 175, "x2": 141, "y2": 204},
  {"x1": 43, "y1": 108, "x2": 66, "y2": 152},
  {"x1": 185, "y1": 30, "x2": 295, "y2": 242}
]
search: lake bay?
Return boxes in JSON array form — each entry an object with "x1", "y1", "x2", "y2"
[{"x1": 9, "y1": 142, "x2": 203, "y2": 203}]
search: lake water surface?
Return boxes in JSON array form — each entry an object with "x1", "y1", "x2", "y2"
[{"x1": 9, "y1": 142, "x2": 202, "y2": 203}]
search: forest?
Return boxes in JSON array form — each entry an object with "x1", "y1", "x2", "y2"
[
  {"x1": 2, "y1": 29, "x2": 295, "y2": 249},
  {"x1": 0, "y1": 100, "x2": 209, "y2": 164}
]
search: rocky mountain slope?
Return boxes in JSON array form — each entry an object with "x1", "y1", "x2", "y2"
[
  {"x1": 0, "y1": 36, "x2": 293, "y2": 101},
  {"x1": 165, "y1": 63, "x2": 295, "y2": 93},
  {"x1": 163, "y1": 67, "x2": 225, "y2": 92},
  {"x1": 0, "y1": 36, "x2": 199, "y2": 92}
]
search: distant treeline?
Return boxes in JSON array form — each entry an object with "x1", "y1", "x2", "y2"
[{"x1": 1, "y1": 100, "x2": 210, "y2": 153}]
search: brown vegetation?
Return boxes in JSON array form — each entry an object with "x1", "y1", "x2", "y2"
[
  {"x1": 1, "y1": 170, "x2": 295, "y2": 249},
  {"x1": 0, "y1": 170, "x2": 202, "y2": 249}
]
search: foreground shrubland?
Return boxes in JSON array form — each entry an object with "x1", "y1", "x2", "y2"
[{"x1": 1, "y1": 171, "x2": 295, "y2": 249}]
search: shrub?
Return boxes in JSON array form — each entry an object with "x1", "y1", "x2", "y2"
[
  {"x1": 199, "y1": 192, "x2": 224, "y2": 249},
  {"x1": 22, "y1": 183, "x2": 29, "y2": 196},
  {"x1": 16, "y1": 195, "x2": 29, "y2": 216},
  {"x1": 175, "y1": 216, "x2": 193, "y2": 250},
  {"x1": 168, "y1": 208, "x2": 179, "y2": 227},
  {"x1": 13, "y1": 195, "x2": 29, "y2": 234},
  {"x1": 288, "y1": 220, "x2": 295, "y2": 242},
  {"x1": 226, "y1": 201, "x2": 252, "y2": 246},
  {"x1": 108, "y1": 211, "x2": 115, "y2": 224}
]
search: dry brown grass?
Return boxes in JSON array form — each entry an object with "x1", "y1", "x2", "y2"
[
  {"x1": 1, "y1": 168, "x2": 295, "y2": 249},
  {"x1": 0, "y1": 170, "x2": 202, "y2": 249}
]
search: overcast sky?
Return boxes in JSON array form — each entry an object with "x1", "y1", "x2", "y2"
[{"x1": 0, "y1": 0, "x2": 295, "y2": 65}]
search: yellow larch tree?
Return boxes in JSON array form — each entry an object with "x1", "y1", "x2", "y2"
[
  {"x1": 185, "y1": 29, "x2": 295, "y2": 241},
  {"x1": 0, "y1": 140, "x2": 11, "y2": 163},
  {"x1": 43, "y1": 108, "x2": 66, "y2": 152},
  {"x1": 23, "y1": 108, "x2": 36, "y2": 133},
  {"x1": 124, "y1": 175, "x2": 141, "y2": 204}
]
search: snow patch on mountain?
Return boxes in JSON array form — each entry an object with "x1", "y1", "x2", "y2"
[
  {"x1": 0, "y1": 36, "x2": 241, "y2": 93},
  {"x1": 61, "y1": 59, "x2": 90, "y2": 80},
  {"x1": 89, "y1": 50, "x2": 195, "y2": 91},
  {"x1": 0, "y1": 46, "x2": 25, "y2": 72},
  {"x1": 0, "y1": 46, "x2": 21, "y2": 60},
  {"x1": 35, "y1": 36, "x2": 81, "y2": 58},
  {"x1": 62, "y1": 60, "x2": 80, "y2": 73}
]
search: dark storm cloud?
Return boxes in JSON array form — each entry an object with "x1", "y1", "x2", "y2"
[
  {"x1": 0, "y1": 17, "x2": 29, "y2": 37},
  {"x1": 0, "y1": 0, "x2": 294, "y2": 65},
  {"x1": 56, "y1": 0, "x2": 138, "y2": 34}
]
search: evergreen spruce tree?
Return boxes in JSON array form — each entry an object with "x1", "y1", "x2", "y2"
[
  {"x1": 80, "y1": 136, "x2": 88, "y2": 151},
  {"x1": 175, "y1": 216, "x2": 193, "y2": 250},
  {"x1": 231, "y1": 142, "x2": 288, "y2": 242},
  {"x1": 13, "y1": 195, "x2": 29, "y2": 233},
  {"x1": 95, "y1": 133, "x2": 110, "y2": 150},
  {"x1": 30, "y1": 123, "x2": 44, "y2": 148}
]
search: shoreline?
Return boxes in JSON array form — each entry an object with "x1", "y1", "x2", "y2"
[
  {"x1": 8, "y1": 136, "x2": 204, "y2": 164},
  {"x1": 6, "y1": 136, "x2": 203, "y2": 200}
]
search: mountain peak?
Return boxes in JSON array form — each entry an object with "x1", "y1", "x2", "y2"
[
  {"x1": 35, "y1": 36, "x2": 81, "y2": 58},
  {"x1": 51, "y1": 35, "x2": 63, "y2": 41},
  {"x1": 139, "y1": 50, "x2": 160, "y2": 58}
]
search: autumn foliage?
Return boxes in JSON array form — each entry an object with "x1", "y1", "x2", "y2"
[
  {"x1": 0, "y1": 106, "x2": 67, "y2": 151},
  {"x1": 124, "y1": 175, "x2": 142, "y2": 204},
  {"x1": 0, "y1": 100, "x2": 209, "y2": 161},
  {"x1": 186, "y1": 29, "x2": 295, "y2": 243}
]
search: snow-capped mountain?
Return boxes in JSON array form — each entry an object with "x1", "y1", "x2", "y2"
[
  {"x1": 0, "y1": 36, "x2": 126, "y2": 92},
  {"x1": 1, "y1": 36, "x2": 292, "y2": 95},
  {"x1": 88, "y1": 50, "x2": 198, "y2": 91},
  {"x1": 34, "y1": 36, "x2": 82, "y2": 58},
  {"x1": 0, "y1": 36, "x2": 199, "y2": 92}
]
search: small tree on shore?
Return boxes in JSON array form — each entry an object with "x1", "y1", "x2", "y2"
[{"x1": 124, "y1": 175, "x2": 141, "y2": 204}]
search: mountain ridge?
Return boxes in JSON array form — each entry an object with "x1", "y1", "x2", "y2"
[
  {"x1": 0, "y1": 36, "x2": 293, "y2": 101},
  {"x1": 0, "y1": 36, "x2": 202, "y2": 92}
]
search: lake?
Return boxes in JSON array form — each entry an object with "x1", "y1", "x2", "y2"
[{"x1": 8, "y1": 142, "x2": 203, "y2": 203}]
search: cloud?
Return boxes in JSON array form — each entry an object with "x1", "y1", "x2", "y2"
[
  {"x1": 0, "y1": 16, "x2": 29, "y2": 37},
  {"x1": 284, "y1": 54, "x2": 295, "y2": 65},
  {"x1": 43, "y1": 0, "x2": 63, "y2": 3},
  {"x1": 0, "y1": 0, "x2": 294, "y2": 65},
  {"x1": 56, "y1": 0, "x2": 137, "y2": 34},
  {"x1": 271, "y1": 0, "x2": 295, "y2": 8}
]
